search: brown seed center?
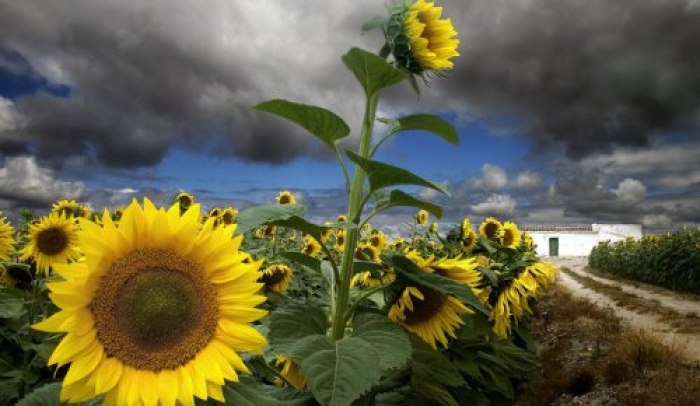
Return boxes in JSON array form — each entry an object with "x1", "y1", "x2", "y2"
[
  {"x1": 91, "y1": 248, "x2": 218, "y2": 371},
  {"x1": 37, "y1": 227, "x2": 69, "y2": 255},
  {"x1": 403, "y1": 286, "x2": 447, "y2": 326}
]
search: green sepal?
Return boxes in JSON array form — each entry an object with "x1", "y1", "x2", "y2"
[
  {"x1": 346, "y1": 150, "x2": 449, "y2": 197},
  {"x1": 342, "y1": 48, "x2": 407, "y2": 97},
  {"x1": 361, "y1": 16, "x2": 387, "y2": 33},
  {"x1": 253, "y1": 99, "x2": 350, "y2": 153},
  {"x1": 234, "y1": 204, "x2": 308, "y2": 235}
]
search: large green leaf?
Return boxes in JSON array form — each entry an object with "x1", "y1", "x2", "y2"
[
  {"x1": 268, "y1": 216, "x2": 325, "y2": 242},
  {"x1": 409, "y1": 335, "x2": 465, "y2": 388},
  {"x1": 222, "y1": 376, "x2": 318, "y2": 406},
  {"x1": 268, "y1": 303, "x2": 328, "y2": 355},
  {"x1": 234, "y1": 204, "x2": 308, "y2": 235},
  {"x1": 342, "y1": 48, "x2": 406, "y2": 97},
  {"x1": 280, "y1": 252, "x2": 322, "y2": 274},
  {"x1": 351, "y1": 312, "x2": 411, "y2": 372},
  {"x1": 375, "y1": 190, "x2": 443, "y2": 219},
  {"x1": 0, "y1": 289, "x2": 26, "y2": 320},
  {"x1": 385, "y1": 255, "x2": 489, "y2": 316},
  {"x1": 389, "y1": 114, "x2": 459, "y2": 145},
  {"x1": 16, "y1": 382, "x2": 103, "y2": 406},
  {"x1": 346, "y1": 151, "x2": 449, "y2": 197},
  {"x1": 299, "y1": 336, "x2": 382, "y2": 406},
  {"x1": 253, "y1": 99, "x2": 350, "y2": 152}
]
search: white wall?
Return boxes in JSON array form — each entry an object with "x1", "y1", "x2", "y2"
[
  {"x1": 593, "y1": 224, "x2": 643, "y2": 241},
  {"x1": 531, "y1": 232, "x2": 599, "y2": 257}
]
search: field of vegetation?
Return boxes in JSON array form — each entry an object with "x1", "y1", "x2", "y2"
[{"x1": 589, "y1": 228, "x2": 700, "y2": 295}]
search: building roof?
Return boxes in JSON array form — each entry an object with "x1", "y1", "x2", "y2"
[{"x1": 522, "y1": 224, "x2": 593, "y2": 232}]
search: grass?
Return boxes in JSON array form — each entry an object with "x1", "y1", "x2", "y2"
[{"x1": 517, "y1": 285, "x2": 700, "y2": 406}]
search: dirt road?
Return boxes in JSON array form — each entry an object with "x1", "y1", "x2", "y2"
[{"x1": 550, "y1": 257, "x2": 700, "y2": 362}]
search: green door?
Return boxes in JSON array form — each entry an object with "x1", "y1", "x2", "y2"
[{"x1": 549, "y1": 238, "x2": 559, "y2": 257}]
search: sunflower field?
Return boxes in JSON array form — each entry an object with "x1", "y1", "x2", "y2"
[
  {"x1": 0, "y1": 1, "x2": 560, "y2": 405},
  {"x1": 588, "y1": 228, "x2": 700, "y2": 295}
]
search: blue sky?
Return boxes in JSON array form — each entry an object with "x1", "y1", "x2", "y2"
[{"x1": 0, "y1": 0, "x2": 699, "y2": 234}]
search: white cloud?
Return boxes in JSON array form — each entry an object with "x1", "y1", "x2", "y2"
[
  {"x1": 515, "y1": 170, "x2": 542, "y2": 190},
  {"x1": 613, "y1": 178, "x2": 646, "y2": 202},
  {"x1": 0, "y1": 156, "x2": 85, "y2": 205},
  {"x1": 642, "y1": 213, "x2": 672, "y2": 229},
  {"x1": 471, "y1": 163, "x2": 508, "y2": 191},
  {"x1": 419, "y1": 179, "x2": 451, "y2": 201},
  {"x1": 0, "y1": 97, "x2": 23, "y2": 132},
  {"x1": 471, "y1": 193, "x2": 516, "y2": 216}
]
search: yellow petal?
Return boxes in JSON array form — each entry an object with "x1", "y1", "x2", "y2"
[{"x1": 94, "y1": 357, "x2": 123, "y2": 394}]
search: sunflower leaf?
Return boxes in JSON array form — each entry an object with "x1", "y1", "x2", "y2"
[
  {"x1": 253, "y1": 99, "x2": 350, "y2": 153},
  {"x1": 234, "y1": 204, "x2": 308, "y2": 235},
  {"x1": 375, "y1": 190, "x2": 443, "y2": 220},
  {"x1": 268, "y1": 303, "x2": 328, "y2": 355},
  {"x1": 361, "y1": 16, "x2": 387, "y2": 33},
  {"x1": 0, "y1": 289, "x2": 26, "y2": 320},
  {"x1": 351, "y1": 312, "x2": 412, "y2": 373},
  {"x1": 409, "y1": 334, "x2": 466, "y2": 388},
  {"x1": 268, "y1": 215, "x2": 325, "y2": 242},
  {"x1": 16, "y1": 382, "x2": 103, "y2": 406},
  {"x1": 222, "y1": 376, "x2": 317, "y2": 406},
  {"x1": 346, "y1": 150, "x2": 449, "y2": 197},
  {"x1": 385, "y1": 255, "x2": 489, "y2": 316},
  {"x1": 299, "y1": 336, "x2": 382, "y2": 406},
  {"x1": 342, "y1": 47, "x2": 407, "y2": 97},
  {"x1": 280, "y1": 252, "x2": 322, "y2": 274},
  {"x1": 389, "y1": 114, "x2": 459, "y2": 145}
]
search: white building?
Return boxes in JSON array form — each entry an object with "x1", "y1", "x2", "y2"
[{"x1": 523, "y1": 224, "x2": 643, "y2": 257}]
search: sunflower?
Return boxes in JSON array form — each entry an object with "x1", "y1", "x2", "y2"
[
  {"x1": 301, "y1": 237, "x2": 322, "y2": 258},
  {"x1": 429, "y1": 222, "x2": 439, "y2": 234},
  {"x1": 0, "y1": 214, "x2": 14, "y2": 262},
  {"x1": 521, "y1": 231, "x2": 535, "y2": 252},
  {"x1": 33, "y1": 199, "x2": 267, "y2": 405},
  {"x1": 175, "y1": 192, "x2": 195, "y2": 211},
  {"x1": 19, "y1": 212, "x2": 81, "y2": 275},
  {"x1": 368, "y1": 231, "x2": 388, "y2": 251},
  {"x1": 351, "y1": 270, "x2": 396, "y2": 288},
  {"x1": 478, "y1": 217, "x2": 502, "y2": 240},
  {"x1": 274, "y1": 356, "x2": 307, "y2": 390},
  {"x1": 385, "y1": 0, "x2": 459, "y2": 74},
  {"x1": 415, "y1": 209, "x2": 429, "y2": 226},
  {"x1": 499, "y1": 221, "x2": 521, "y2": 249},
  {"x1": 221, "y1": 207, "x2": 238, "y2": 225},
  {"x1": 334, "y1": 230, "x2": 347, "y2": 253},
  {"x1": 258, "y1": 264, "x2": 293, "y2": 293},
  {"x1": 354, "y1": 243, "x2": 381, "y2": 262},
  {"x1": 490, "y1": 261, "x2": 558, "y2": 337},
  {"x1": 460, "y1": 228, "x2": 478, "y2": 252},
  {"x1": 388, "y1": 252, "x2": 474, "y2": 349},
  {"x1": 52, "y1": 199, "x2": 80, "y2": 217},
  {"x1": 275, "y1": 190, "x2": 296, "y2": 205}
]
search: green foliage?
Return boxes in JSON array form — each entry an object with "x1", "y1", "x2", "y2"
[
  {"x1": 15, "y1": 382, "x2": 102, "y2": 406},
  {"x1": 374, "y1": 190, "x2": 443, "y2": 220},
  {"x1": 342, "y1": 47, "x2": 407, "y2": 97},
  {"x1": 221, "y1": 377, "x2": 318, "y2": 406},
  {"x1": 351, "y1": 312, "x2": 412, "y2": 372},
  {"x1": 589, "y1": 228, "x2": 700, "y2": 294},
  {"x1": 253, "y1": 99, "x2": 350, "y2": 154},
  {"x1": 234, "y1": 204, "x2": 308, "y2": 235}
]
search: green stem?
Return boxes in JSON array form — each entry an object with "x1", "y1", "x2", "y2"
[{"x1": 330, "y1": 93, "x2": 379, "y2": 340}]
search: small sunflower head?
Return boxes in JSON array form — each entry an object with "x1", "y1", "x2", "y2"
[
  {"x1": 276, "y1": 190, "x2": 296, "y2": 205},
  {"x1": 368, "y1": 231, "x2": 388, "y2": 251},
  {"x1": 336, "y1": 214, "x2": 348, "y2": 223},
  {"x1": 208, "y1": 207, "x2": 222, "y2": 219},
  {"x1": 51, "y1": 199, "x2": 80, "y2": 217},
  {"x1": 429, "y1": 222, "x2": 439, "y2": 234},
  {"x1": 354, "y1": 243, "x2": 381, "y2": 262},
  {"x1": 334, "y1": 230, "x2": 347, "y2": 253},
  {"x1": 221, "y1": 207, "x2": 239, "y2": 225},
  {"x1": 175, "y1": 192, "x2": 195, "y2": 210},
  {"x1": 0, "y1": 215, "x2": 14, "y2": 262},
  {"x1": 301, "y1": 237, "x2": 322, "y2": 258},
  {"x1": 479, "y1": 217, "x2": 502, "y2": 240},
  {"x1": 384, "y1": 0, "x2": 460, "y2": 75},
  {"x1": 415, "y1": 209, "x2": 429, "y2": 226},
  {"x1": 499, "y1": 221, "x2": 521, "y2": 249},
  {"x1": 258, "y1": 263, "x2": 293, "y2": 293},
  {"x1": 460, "y1": 228, "x2": 478, "y2": 252}
]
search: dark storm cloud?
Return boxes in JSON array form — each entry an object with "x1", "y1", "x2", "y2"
[
  {"x1": 0, "y1": 1, "x2": 384, "y2": 169},
  {"x1": 435, "y1": 0, "x2": 700, "y2": 157}
]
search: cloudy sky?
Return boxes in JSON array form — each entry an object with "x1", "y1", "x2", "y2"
[{"x1": 0, "y1": 0, "x2": 699, "y2": 234}]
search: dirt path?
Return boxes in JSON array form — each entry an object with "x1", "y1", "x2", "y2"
[{"x1": 550, "y1": 257, "x2": 700, "y2": 363}]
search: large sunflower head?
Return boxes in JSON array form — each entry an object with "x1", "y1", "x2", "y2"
[
  {"x1": 385, "y1": 0, "x2": 460, "y2": 74},
  {"x1": 479, "y1": 217, "x2": 502, "y2": 240},
  {"x1": 258, "y1": 263, "x2": 293, "y2": 293},
  {"x1": 388, "y1": 252, "x2": 474, "y2": 349},
  {"x1": 275, "y1": 190, "x2": 297, "y2": 205},
  {"x1": 33, "y1": 198, "x2": 267, "y2": 405},
  {"x1": 0, "y1": 214, "x2": 14, "y2": 262},
  {"x1": 498, "y1": 221, "x2": 521, "y2": 249},
  {"x1": 19, "y1": 212, "x2": 81, "y2": 275}
]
